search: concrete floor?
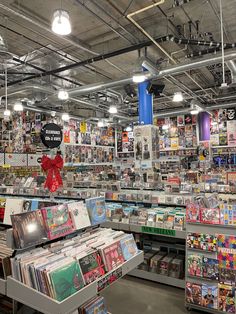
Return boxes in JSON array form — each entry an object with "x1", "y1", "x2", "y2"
[{"x1": 102, "y1": 276, "x2": 199, "y2": 314}]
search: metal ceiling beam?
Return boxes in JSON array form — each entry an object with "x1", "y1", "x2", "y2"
[{"x1": 5, "y1": 35, "x2": 236, "y2": 87}]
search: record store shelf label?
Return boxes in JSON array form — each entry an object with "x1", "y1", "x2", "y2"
[{"x1": 141, "y1": 226, "x2": 176, "y2": 237}]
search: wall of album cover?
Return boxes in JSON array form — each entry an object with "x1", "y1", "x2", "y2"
[
  {"x1": 155, "y1": 108, "x2": 236, "y2": 150},
  {"x1": 0, "y1": 111, "x2": 115, "y2": 167}
]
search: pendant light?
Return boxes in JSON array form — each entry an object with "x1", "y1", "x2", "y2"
[
  {"x1": 108, "y1": 105, "x2": 118, "y2": 114},
  {"x1": 14, "y1": 100, "x2": 23, "y2": 112},
  {"x1": 52, "y1": 9, "x2": 71, "y2": 35},
  {"x1": 62, "y1": 113, "x2": 70, "y2": 121},
  {"x1": 58, "y1": 89, "x2": 69, "y2": 100},
  {"x1": 3, "y1": 66, "x2": 11, "y2": 117},
  {"x1": 172, "y1": 92, "x2": 183, "y2": 102}
]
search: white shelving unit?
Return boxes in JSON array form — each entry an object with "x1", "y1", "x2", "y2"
[
  {"x1": 7, "y1": 252, "x2": 143, "y2": 314},
  {"x1": 0, "y1": 278, "x2": 6, "y2": 295},
  {"x1": 102, "y1": 221, "x2": 186, "y2": 239},
  {"x1": 129, "y1": 269, "x2": 185, "y2": 289}
]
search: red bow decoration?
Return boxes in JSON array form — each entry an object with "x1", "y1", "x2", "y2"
[{"x1": 41, "y1": 154, "x2": 63, "y2": 192}]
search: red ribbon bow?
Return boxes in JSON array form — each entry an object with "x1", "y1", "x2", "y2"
[{"x1": 41, "y1": 154, "x2": 63, "y2": 192}]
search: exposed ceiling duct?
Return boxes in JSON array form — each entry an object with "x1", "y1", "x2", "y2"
[
  {"x1": 64, "y1": 51, "x2": 236, "y2": 97},
  {"x1": 226, "y1": 60, "x2": 236, "y2": 86},
  {"x1": 0, "y1": 34, "x2": 13, "y2": 62}
]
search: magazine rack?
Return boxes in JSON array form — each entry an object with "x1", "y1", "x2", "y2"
[
  {"x1": 185, "y1": 222, "x2": 236, "y2": 313},
  {"x1": 7, "y1": 251, "x2": 143, "y2": 314}
]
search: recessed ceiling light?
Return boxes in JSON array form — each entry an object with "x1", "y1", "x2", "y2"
[
  {"x1": 52, "y1": 10, "x2": 72, "y2": 35},
  {"x1": 173, "y1": 92, "x2": 183, "y2": 102}
]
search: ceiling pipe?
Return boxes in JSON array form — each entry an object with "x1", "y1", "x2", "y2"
[
  {"x1": 0, "y1": 83, "x2": 130, "y2": 120},
  {"x1": 126, "y1": 3, "x2": 213, "y2": 100},
  {"x1": 66, "y1": 51, "x2": 236, "y2": 96},
  {"x1": 152, "y1": 101, "x2": 236, "y2": 119},
  {"x1": 5, "y1": 34, "x2": 235, "y2": 87},
  {"x1": 226, "y1": 60, "x2": 236, "y2": 85},
  {"x1": 2, "y1": 52, "x2": 236, "y2": 101}
]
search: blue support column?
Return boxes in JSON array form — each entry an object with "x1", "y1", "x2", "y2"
[{"x1": 138, "y1": 80, "x2": 153, "y2": 125}]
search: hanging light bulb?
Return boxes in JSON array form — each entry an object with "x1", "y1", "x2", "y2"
[
  {"x1": 173, "y1": 92, "x2": 183, "y2": 102},
  {"x1": 108, "y1": 105, "x2": 117, "y2": 114},
  {"x1": 97, "y1": 120, "x2": 104, "y2": 127},
  {"x1": 62, "y1": 113, "x2": 70, "y2": 121},
  {"x1": 162, "y1": 124, "x2": 169, "y2": 130},
  {"x1": 58, "y1": 89, "x2": 69, "y2": 100},
  {"x1": 4, "y1": 109, "x2": 11, "y2": 116},
  {"x1": 14, "y1": 100, "x2": 23, "y2": 111},
  {"x1": 52, "y1": 10, "x2": 72, "y2": 35},
  {"x1": 125, "y1": 125, "x2": 132, "y2": 132},
  {"x1": 132, "y1": 71, "x2": 147, "y2": 83}
]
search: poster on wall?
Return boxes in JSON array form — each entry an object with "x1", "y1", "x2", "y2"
[
  {"x1": 227, "y1": 120, "x2": 236, "y2": 146},
  {"x1": 227, "y1": 108, "x2": 236, "y2": 120},
  {"x1": 177, "y1": 115, "x2": 185, "y2": 127}
]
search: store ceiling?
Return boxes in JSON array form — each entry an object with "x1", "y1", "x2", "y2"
[{"x1": 0, "y1": 0, "x2": 236, "y2": 122}]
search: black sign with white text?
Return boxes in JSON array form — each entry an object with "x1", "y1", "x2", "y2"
[{"x1": 40, "y1": 123, "x2": 62, "y2": 148}]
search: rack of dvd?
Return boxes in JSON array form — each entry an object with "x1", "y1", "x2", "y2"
[
  {"x1": 185, "y1": 201, "x2": 236, "y2": 313},
  {"x1": 0, "y1": 196, "x2": 143, "y2": 314}
]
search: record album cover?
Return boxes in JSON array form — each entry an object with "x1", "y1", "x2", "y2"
[
  {"x1": 202, "y1": 284, "x2": 218, "y2": 309},
  {"x1": 86, "y1": 197, "x2": 106, "y2": 226},
  {"x1": 11, "y1": 210, "x2": 48, "y2": 248},
  {"x1": 68, "y1": 201, "x2": 91, "y2": 230},
  {"x1": 41, "y1": 204, "x2": 75, "y2": 240},
  {"x1": 187, "y1": 254, "x2": 202, "y2": 277},
  {"x1": 78, "y1": 251, "x2": 106, "y2": 285},
  {"x1": 120, "y1": 234, "x2": 138, "y2": 261},
  {"x1": 202, "y1": 257, "x2": 219, "y2": 281},
  {"x1": 186, "y1": 282, "x2": 202, "y2": 305},
  {"x1": 50, "y1": 261, "x2": 85, "y2": 301},
  {"x1": 218, "y1": 234, "x2": 236, "y2": 270},
  {"x1": 218, "y1": 284, "x2": 236, "y2": 313}
]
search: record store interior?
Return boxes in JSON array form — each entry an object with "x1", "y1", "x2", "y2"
[{"x1": 0, "y1": 0, "x2": 236, "y2": 313}]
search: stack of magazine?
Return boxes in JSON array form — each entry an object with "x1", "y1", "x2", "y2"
[{"x1": 10, "y1": 228, "x2": 138, "y2": 301}]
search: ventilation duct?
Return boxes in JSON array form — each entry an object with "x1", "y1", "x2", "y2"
[
  {"x1": 226, "y1": 60, "x2": 236, "y2": 86},
  {"x1": 0, "y1": 34, "x2": 12, "y2": 62}
]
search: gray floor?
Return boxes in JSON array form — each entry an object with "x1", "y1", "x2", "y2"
[{"x1": 102, "y1": 276, "x2": 199, "y2": 314}]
